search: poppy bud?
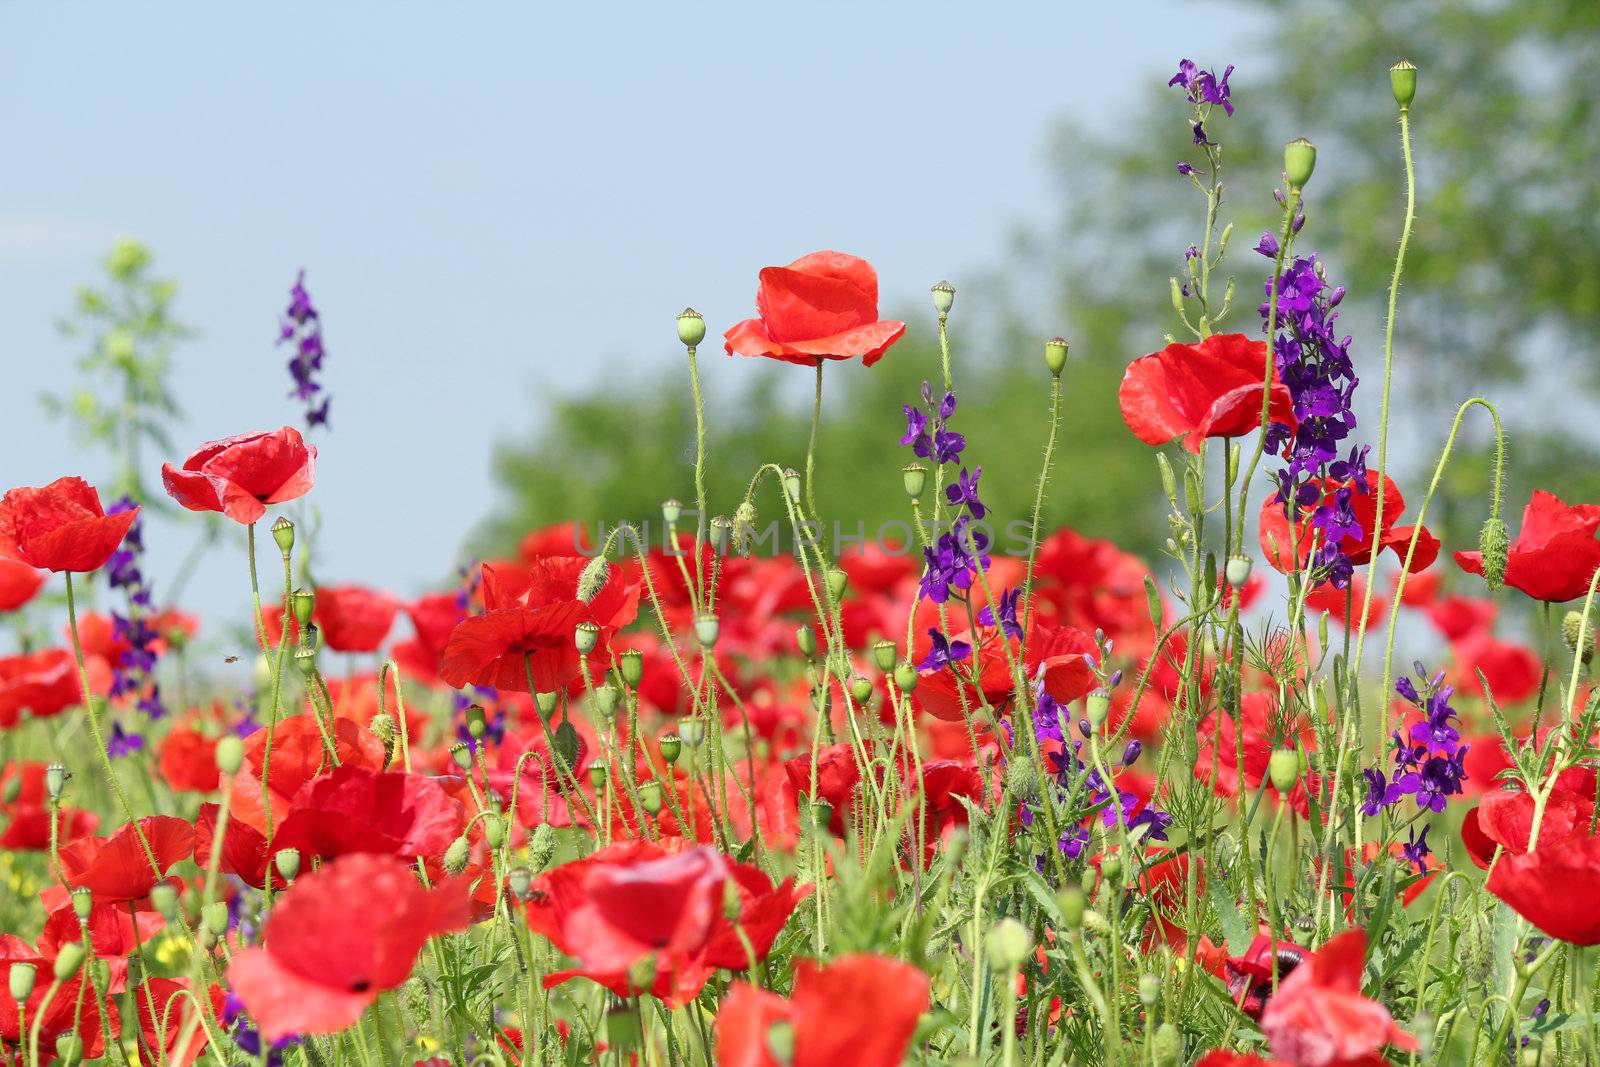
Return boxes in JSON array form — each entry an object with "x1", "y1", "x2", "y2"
[
  {"x1": 1268, "y1": 748, "x2": 1301, "y2": 794},
  {"x1": 552, "y1": 721, "x2": 581, "y2": 770},
  {"x1": 985, "y1": 918, "x2": 1031, "y2": 971},
  {"x1": 677, "y1": 719, "x2": 706, "y2": 749},
  {"x1": 1284, "y1": 137, "x2": 1317, "y2": 190},
  {"x1": 293, "y1": 645, "x2": 318, "y2": 677},
  {"x1": 483, "y1": 813, "x2": 505, "y2": 849},
  {"x1": 826, "y1": 567, "x2": 849, "y2": 602},
  {"x1": 1479, "y1": 517, "x2": 1508, "y2": 591},
  {"x1": 1226, "y1": 555, "x2": 1253, "y2": 588},
  {"x1": 659, "y1": 733, "x2": 683, "y2": 765},
  {"x1": 443, "y1": 835, "x2": 471, "y2": 875},
  {"x1": 695, "y1": 614, "x2": 720, "y2": 648},
  {"x1": 270, "y1": 516, "x2": 295, "y2": 556},
  {"x1": 577, "y1": 556, "x2": 610, "y2": 603},
  {"x1": 274, "y1": 848, "x2": 301, "y2": 882},
  {"x1": 1139, "y1": 973, "x2": 1162, "y2": 1007},
  {"x1": 202, "y1": 902, "x2": 229, "y2": 938},
  {"x1": 369, "y1": 712, "x2": 397, "y2": 765},
  {"x1": 1390, "y1": 59, "x2": 1417, "y2": 109},
  {"x1": 931, "y1": 280, "x2": 955, "y2": 314},
  {"x1": 902, "y1": 463, "x2": 927, "y2": 499},
  {"x1": 507, "y1": 865, "x2": 533, "y2": 901},
  {"x1": 588, "y1": 763, "x2": 608, "y2": 790},
  {"x1": 290, "y1": 586, "x2": 316, "y2": 628},
  {"x1": 1005, "y1": 756, "x2": 1036, "y2": 796},
  {"x1": 574, "y1": 621, "x2": 600, "y2": 655},
  {"x1": 1057, "y1": 887, "x2": 1087, "y2": 930},
  {"x1": 593, "y1": 685, "x2": 622, "y2": 720},
  {"x1": 1084, "y1": 687, "x2": 1111, "y2": 728},
  {"x1": 1152, "y1": 1023, "x2": 1183, "y2": 1067},
  {"x1": 1564, "y1": 610, "x2": 1595, "y2": 664},
  {"x1": 849, "y1": 676, "x2": 873, "y2": 704},
  {"x1": 676, "y1": 307, "x2": 707, "y2": 348},
  {"x1": 527, "y1": 822, "x2": 556, "y2": 872},
  {"x1": 535, "y1": 691, "x2": 559, "y2": 719},
  {"x1": 638, "y1": 781, "x2": 663, "y2": 815},
  {"x1": 8, "y1": 961, "x2": 35, "y2": 1004},
  {"x1": 871, "y1": 640, "x2": 896, "y2": 673},
  {"x1": 46, "y1": 762, "x2": 69, "y2": 800},
  {"x1": 782, "y1": 468, "x2": 802, "y2": 503},
  {"x1": 1043, "y1": 336, "x2": 1069, "y2": 378},
  {"x1": 619, "y1": 648, "x2": 643, "y2": 687},
  {"x1": 766, "y1": 1020, "x2": 797, "y2": 1065},
  {"x1": 662, "y1": 498, "x2": 683, "y2": 525},
  {"x1": 795, "y1": 625, "x2": 817, "y2": 659},
  {"x1": 52, "y1": 942, "x2": 85, "y2": 981},
  {"x1": 55, "y1": 1032, "x2": 82, "y2": 1066},
  {"x1": 150, "y1": 883, "x2": 178, "y2": 920},
  {"x1": 893, "y1": 661, "x2": 918, "y2": 693},
  {"x1": 212, "y1": 734, "x2": 244, "y2": 777},
  {"x1": 1, "y1": 775, "x2": 18, "y2": 805}
]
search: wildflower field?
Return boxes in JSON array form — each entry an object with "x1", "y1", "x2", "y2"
[{"x1": 4, "y1": 55, "x2": 1600, "y2": 1067}]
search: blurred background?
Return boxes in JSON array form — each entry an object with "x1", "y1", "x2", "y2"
[{"x1": 4, "y1": 1, "x2": 1598, "y2": 635}]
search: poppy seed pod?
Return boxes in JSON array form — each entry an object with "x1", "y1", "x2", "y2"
[
  {"x1": 574, "y1": 621, "x2": 600, "y2": 655},
  {"x1": 619, "y1": 648, "x2": 643, "y2": 687},
  {"x1": 450, "y1": 742, "x2": 474, "y2": 771},
  {"x1": 661, "y1": 498, "x2": 683, "y2": 525},
  {"x1": 1225, "y1": 554, "x2": 1253, "y2": 589},
  {"x1": 893, "y1": 660, "x2": 918, "y2": 693},
  {"x1": 795, "y1": 625, "x2": 817, "y2": 659},
  {"x1": 443, "y1": 835, "x2": 471, "y2": 875},
  {"x1": 588, "y1": 763, "x2": 608, "y2": 790},
  {"x1": 71, "y1": 886, "x2": 92, "y2": 920},
  {"x1": 52, "y1": 941, "x2": 85, "y2": 980},
  {"x1": 677, "y1": 718, "x2": 706, "y2": 749},
  {"x1": 1284, "y1": 137, "x2": 1317, "y2": 190},
  {"x1": 986, "y1": 918, "x2": 1031, "y2": 971},
  {"x1": 695, "y1": 614, "x2": 720, "y2": 648},
  {"x1": 902, "y1": 463, "x2": 927, "y2": 499},
  {"x1": 871, "y1": 639, "x2": 896, "y2": 673},
  {"x1": 593, "y1": 685, "x2": 622, "y2": 720},
  {"x1": 676, "y1": 307, "x2": 707, "y2": 348},
  {"x1": 55, "y1": 1032, "x2": 81, "y2": 1066},
  {"x1": 931, "y1": 280, "x2": 955, "y2": 314},
  {"x1": 1084, "y1": 687, "x2": 1111, "y2": 728},
  {"x1": 290, "y1": 586, "x2": 316, "y2": 628},
  {"x1": 782, "y1": 468, "x2": 802, "y2": 503},
  {"x1": 826, "y1": 567, "x2": 849, "y2": 602},
  {"x1": 766, "y1": 1019, "x2": 797, "y2": 1065},
  {"x1": 149, "y1": 883, "x2": 178, "y2": 920},
  {"x1": 1563, "y1": 611, "x2": 1595, "y2": 664},
  {"x1": 710, "y1": 516, "x2": 732, "y2": 555},
  {"x1": 8, "y1": 961, "x2": 35, "y2": 1004},
  {"x1": 849, "y1": 675, "x2": 873, "y2": 704},
  {"x1": 214, "y1": 735, "x2": 244, "y2": 776},
  {"x1": 535, "y1": 690, "x2": 559, "y2": 719},
  {"x1": 808, "y1": 799, "x2": 834, "y2": 833},
  {"x1": 1391, "y1": 59, "x2": 1418, "y2": 109},
  {"x1": 507, "y1": 865, "x2": 533, "y2": 901},
  {"x1": 202, "y1": 902, "x2": 230, "y2": 938},
  {"x1": 46, "y1": 762, "x2": 68, "y2": 800},
  {"x1": 659, "y1": 733, "x2": 683, "y2": 764},
  {"x1": 274, "y1": 847, "x2": 302, "y2": 882},
  {"x1": 270, "y1": 516, "x2": 295, "y2": 556},
  {"x1": 1057, "y1": 886, "x2": 1087, "y2": 930},
  {"x1": 1268, "y1": 748, "x2": 1301, "y2": 794},
  {"x1": 292, "y1": 645, "x2": 318, "y2": 677},
  {"x1": 482, "y1": 813, "x2": 505, "y2": 849},
  {"x1": 1101, "y1": 854, "x2": 1122, "y2": 886},
  {"x1": 1045, "y1": 336, "x2": 1069, "y2": 378},
  {"x1": 1479, "y1": 516, "x2": 1509, "y2": 591},
  {"x1": 638, "y1": 780, "x2": 663, "y2": 815}
]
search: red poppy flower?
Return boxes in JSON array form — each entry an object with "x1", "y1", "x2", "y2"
[
  {"x1": 161, "y1": 427, "x2": 317, "y2": 525},
  {"x1": 1260, "y1": 472, "x2": 1439, "y2": 577},
  {"x1": 0, "y1": 940, "x2": 119, "y2": 1057},
  {"x1": 0, "y1": 761, "x2": 97, "y2": 849},
  {"x1": 440, "y1": 600, "x2": 592, "y2": 693},
  {"x1": 1456, "y1": 490, "x2": 1600, "y2": 602},
  {"x1": 0, "y1": 648, "x2": 82, "y2": 727},
  {"x1": 228, "y1": 714, "x2": 386, "y2": 835},
  {"x1": 1119, "y1": 333, "x2": 1295, "y2": 453},
  {"x1": 313, "y1": 584, "x2": 400, "y2": 653},
  {"x1": 1223, "y1": 933, "x2": 1308, "y2": 1022},
  {"x1": 227, "y1": 853, "x2": 473, "y2": 1039},
  {"x1": 59, "y1": 815, "x2": 196, "y2": 901},
  {"x1": 273, "y1": 766, "x2": 465, "y2": 861},
  {"x1": 158, "y1": 727, "x2": 221, "y2": 793},
  {"x1": 1196, "y1": 1053, "x2": 1292, "y2": 1067},
  {"x1": 1460, "y1": 787, "x2": 1593, "y2": 869},
  {"x1": 393, "y1": 592, "x2": 466, "y2": 681},
  {"x1": 782, "y1": 744, "x2": 862, "y2": 836},
  {"x1": 0, "y1": 557, "x2": 44, "y2": 612},
  {"x1": 713, "y1": 954, "x2": 930, "y2": 1067},
  {"x1": 0, "y1": 476, "x2": 137, "y2": 573},
  {"x1": 1452, "y1": 633, "x2": 1541, "y2": 705},
  {"x1": 1261, "y1": 929, "x2": 1416, "y2": 1066},
  {"x1": 723, "y1": 251, "x2": 906, "y2": 368},
  {"x1": 1486, "y1": 830, "x2": 1600, "y2": 944},
  {"x1": 193, "y1": 802, "x2": 285, "y2": 889}
]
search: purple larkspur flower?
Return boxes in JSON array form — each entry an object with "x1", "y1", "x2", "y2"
[
  {"x1": 1169, "y1": 59, "x2": 1235, "y2": 116},
  {"x1": 917, "y1": 628, "x2": 972, "y2": 672},
  {"x1": 945, "y1": 466, "x2": 986, "y2": 519},
  {"x1": 278, "y1": 269, "x2": 331, "y2": 429},
  {"x1": 978, "y1": 586, "x2": 1023, "y2": 641}
]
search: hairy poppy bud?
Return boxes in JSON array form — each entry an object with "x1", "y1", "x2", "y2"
[
  {"x1": 8, "y1": 961, "x2": 35, "y2": 1004},
  {"x1": 1084, "y1": 687, "x2": 1111, "y2": 728},
  {"x1": 1044, "y1": 336, "x2": 1069, "y2": 378},
  {"x1": 483, "y1": 813, "x2": 505, "y2": 849},
  {"x1": 849, "y1": 676, "x2": 873, "y2": 704},
  {"x1": 676, "y1": 307, "x2": 707, "y2": 348},
  {"x1": 871, "y1": 640, "x2": 896, "y2": 673},
  {"x1": 53, "y1": 942, "x2": 85, "y2": 980},
  {"x1": 150, "y1": 883, "x2": 178, "y2": 920},
  {"x1": 766, "y1": 1019, "x2": 796, "y2": 1065},
  {"x1": 986, "y1": 918, "x2": 1031, "y2": 971},
  {"x1": 293, "y1": 645, "x2": 318, "y2": 677},
  {"x1": 826, "y1": 567, "x2": 849, "y2": 602},
  {"x1": 1269, "y1": 748, "x2": 1301, "y2": 794},
  {"x1": 1057, "y1": 887, "x2": 1087, "y2": 930},
  {"x1": 659, "y1": 733, "x2": 682, "y2": 765},
  {"x1": 638, "y1": 781, "x2": 662, "y2": 815},
  {"x1": 369, "y1": 712, "x2": 397, "y2": 765},
  {"x1": 202, "y1": 902, "x2": 229, "y2": 938},
  {"x1": 1226, "y1": 555, "x2": 1253, "y2": 589},
  {"x1": 535, "y1": 691, "x2": 559, "y2": 719},
  {"x1": 270, "y1": 516, "x2": 295, "y2": 556},
  {"x1": 574, "y1": 621, "x2": 600, "y2": 655},
  {"x1": 931, "y1": 280, "x2": 955, "y2": 314},
  {"x1": 1479, "y1": 517, "x2": 1508, "y2": 591},
  {"x1": 1284, "y1": 137, "x2": 1317, "y2": 190},
  {"x1": 794, "y1": 625, "x2": 817, "y2": 659},
  {"x1": 291, "y1": 586, "x2": 316, "y2": 629},
  {"x1": 443, "y1": 835, "x2": 471, "y2": 875},
  {"x1": 677, "y1": 719, "x2": 705, "y2": 749},
  {"x1": 552, "y1": 721, "x2": 581, "y2": 771},
  {"x1": 695, "y1": 614, "x2": 720, "y2": 648},
  {"x1": 893, "y1": 660, "x2": 918, "y2": 693},
  {"x1": 274, "y1": 847, "x2": 301, "y2": 882},
  {"x1": 619, "y1": 648, "x2": 643, "y2": 687},
  {"x1": 902, "y1": 463, "x2": 927, "y2": 499},
  {"x1": 1564, "y1": 610, "x2": 1595, "y2": 664},
  {"x1": 507, "y1": 865, "x2": 532, "y2": 901},
  {"x1": 662, "y1": 498, "x2": 683, "y2": 525},
  {"x1": 1152, "y1": 1022, "x2": 1183, "y2": 1067},
  {"x1": 577, "y1": 556, "x2": 610, "y2": 603},
  {"x1": 528, "y1": 823, "x2": 557, "y2": 871},
  {"x1": 782, "y1": 468, "x2": 801, "y2": 503},
  {"x1": 1005, "y1": 756, "x2": 1036, "y2": 796},
  {"x1": 1139, "y1": 973, "x2": 1162, "y2": 1007},
  {"x1": 214, "y1": 735, "x2": 244, "y2": 776},
  {"x1": 1391, "y1": 59, "x2": 1417, "y2": 109}
]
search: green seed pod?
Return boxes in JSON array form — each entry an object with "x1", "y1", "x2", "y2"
[
  {"x1": 8, "y1": 961, "x2": 36, "y2": 1004},
  {"x1": 1479, "y1": 517, "x2": 1509, "y2": 591},
  {"x1": 290, "y1": 586, "x2": 316, "y2": 629},
  {"x1": 535, "y1": 690, "x2": 559, "y2": 719},
  {"x1": 292, "y1": 645, "x2": 318, "y2": 677},
  {"x1": 1563, "y1": 610, "x2": 1595, "y2": 664},
  {"x1": 1269, "y1": 748, "x2": 1301, "y2": 794},
  {"x1": 765, "y1": 1019, "x2": 796, "y2": 1066},
  {"x1": 1156, "y1": 454, "x2": 1178, "y2": 507},
  {"x1": 1084, "y1": 687, "x2": 1111, "y2": 728},
  {"x1": 1057, "y1": 887, "x2": 1087, "y2": 930},
  {"x1": 871, "y1": 640, "x2": 896, "y2": 673},
  {"x1": 71, "y1": 887, "x2": 92, "y2": 920},
  {"x1": 1284, "y1": 137, "x2": 1317, "y2": 190},
  {"x1": 695, "y1": 614, "x2": 720, "y2": 648},
  {"x1": 55, "y1": 1032, "x2": 82, "y2": 1067},
  {"x1": 661, "y1": 498, "x2": 683, "y2": 525},
  {"x1": 574, "y1": 621, "x2": 600, "y2": 655},
  {"x1": 443, "y1": 835, "x2": 471, "y2": 875},
  {"x1": 619, "y1": 648, "x2": 643, "y2": 687},
  {"x1": 202, "y1": 902, "x2": 230, "y2": 938},
  {"x1": 274, "y1": 848, "x2": 301, "y2": 882},
  {"x1": 931, "y1": 280, "x2": 956, "y2": 314},
  {"x1": 577, "y1": 556, "x2": 610, "y2": 603},
  {"x1": 1183, "y1": 467, "x2": 1203, "y2": 516},
  {"x1": 826, "y1": 567, "x2": 849, "y2": 602},
  {"x1": 527, "y1": 822, "x2": 557, "y2": 872},
  {"x1": 211, "y1": 734, "x2": 243, "y2": 777},
  {"x1": 795, "y1": 625, "x2": 817, "y2": 659},
  {"x1": 450, "y1": 742, "x2": 473, "y2": 772},
  {"x1": 53, "y1": 941, "x2": 85, "y2": 980},
  {"x1": 1226, "y1": 555, "x2": 1253, "y2": 589},
  {"x1": 902, "y1": 463, "x2": 927, "y2": 499},
  {"x1": 808, "y1": 799, "x2": 834, "y2": 833},
  {"x1": 482, "y1": 813, "x2": 505, "y2": 849},
  {"x1": 710, "y1": 515, "x2": 733, "y2": 555},
  {"x1": 593, "y1": 685, "x2": 622, "y2": 720},
  {"x1": 588, "y1": 763, "x2": 608, "y2": 790},
  {"x1": 893, "y1": 661, "x2": 918, "y2": 693},
  {"x1": 1151, "y1": 1022, "x2": 1183, "y2": 1067},
  {"x1": 638, "y1": 781, "x2": 663, "y2": 815},
  {"x1": 270, "y1": 516, "x2": 295, "y2": 556},
  {"x1": 1044, "y1": 336, "x2": 1069, "y2": 378},
  {"x1": 1169, "y1": 277, "x2": 1185, "y2": 317},
  {"x1": 506, "y1": 865, "x2": 533, "y2": 901},
  {"x1": 1144, "y1": 575, "x2": 1164, "y2": 630},
  {"x1": 1203, "y1": 551, "x2": 1217, "y2": 597},
  {"x1": 676, "y1": 307, "x2": 707, "y2": 348},
  {"x1": 985, "y1": 918, "x2": 1032, "y2": 971},
  {"x1": 149, "y1": 882, "x2": 178, "y2": 921},
  {"x1": 782, "y1": 468, "x2": 802, "y2": 503},
  {"x1": 1100, "y1": 854, "x2": 1122, "y2": 885},
  {"x1": 659, "y1": 733, "x2": 683, "y2": 765},
  {"x1": 848, "y1": 676, "x2": 873, "y2": 705},
  {"x1": 1390, "y1": 59, "x2": 1417, "y2": 109}
]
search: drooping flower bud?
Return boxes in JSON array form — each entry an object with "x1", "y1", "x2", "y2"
[
  {"x1": 931, "y1": 280, "x2": 956, "y2": 314},
  {"x1": 577, "y1": 556, "x2": 610, "y2": 603},
  {"x1": 695, "y1": 614, "x2": 720, "y2": 648},
  {"x1": 274, "y1": 847, "x2": 302, "y2": 882},
  {"x1": 1268, "y1": 748, "x2": 1301, "y2": 794},
  {"x1": 902, "y1": 463, "x2": 927, "y2": 499},
  {"x1": 676, "y1": 307, "x2": 707, "y2": 348},
  {"x1": 1390, "y1": 59, "x2": 1418, "y2": 109},
  {"x1": 1152, "y1": 1022, "x2": 1183, "y2": 1067},
  {"x1": 369, "y1": 712, "x2": 397, "y2": 765},
  {"x1": 893, "y1": 660, "x2": 918, "y2": 693},
  {"x1": 552, "y1": 721, "x2": 581, "y2": 771},
  {"x1": 1563, "y1": 610, "x2": 1595, "y2": 664},
  {"x1": 1044, "y1": 336, "x2": 1069, "y2": 378},
  {"x1": 527, "y1": 822, "x2": 557, "y2": 871},
  {"x1": 214, "y1": 735, "x2": 244, "y2": 776},
  {"x1": 1284, "y1": 138, "x2": 1317, "y2": 190},
  {"x1": 443, "y1": 835, "x2": 471, "y2": 875},
  {"x1": 985, "y1": 918, "x2": 1032, "y2": 971},
  {"x1": 270, "y1": 516, "x2": 295, "y2": 556},
  {"x1": 659, "y1": 733, "x2": 682, "y2": 765},
  {"x1": 574, "y1": 621, "x2": 600, "y2": 655},
  {"x1": 1479, "y1": 517, "x2": 1508, "y2": 591},
  {"x1": 619, "y1": 648, "x2": 643, "y2": 687},
  {"x1": 8, "y1": 961, "x2": 36, "y2": 1004}
]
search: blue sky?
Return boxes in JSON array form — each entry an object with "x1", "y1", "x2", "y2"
[{"x1": 0, "y1": 3, "x2": 1260, "y2": 630}]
